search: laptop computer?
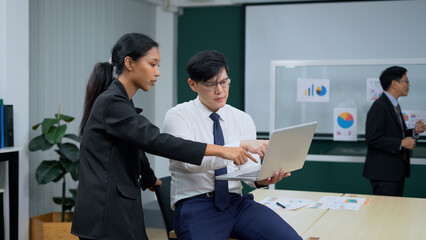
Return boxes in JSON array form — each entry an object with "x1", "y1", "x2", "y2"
[{"x1": 215, "y1": 121, "x2": 317, "y2": 181}]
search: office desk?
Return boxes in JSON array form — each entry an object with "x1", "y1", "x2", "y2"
[
  {"x1": 251, "y1": 189, "x2": 343, "y2": 235},
  {"x1": 0, "y1": 147, "x2": 19, "y2": 240},
  {"x1": 302, "y1": 193, "x2": 426, "y2": 240}
]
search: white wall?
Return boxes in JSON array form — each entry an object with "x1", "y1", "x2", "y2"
[
  {"x1": 0, "y1": 0, "x2": 30, "y2": 239},
  {"x1": 29, "y1": 0, "x2": 157, "y2": 217},
  {"x1": 153, "y1": 6, "x2": 178, "y2": 178},
  {"x1": 142, "y1": 5, "x2": 178, "y2": 205},
  {"x1": 0, "y1": 0, "x2": 5, "y2": 95}
]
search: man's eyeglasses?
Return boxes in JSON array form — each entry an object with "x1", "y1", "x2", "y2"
[
  {"x1": 399, "y1": 79, "x2": 410, "y2": 84},
  {"x1": 199, "y1": 78, "x2": 231, "y2": 91}
]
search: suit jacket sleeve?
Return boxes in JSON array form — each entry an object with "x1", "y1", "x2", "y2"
[
  {"x1": 365, "y1": 100, "x2": 401, "y2": 154},
  {"x1": 103, "y1": 92, "x2": 206, "y2": 165},
  {"x1": 405, "y1": 128, "x2": 414, "y2": 138},
  {"x1": 139, "y1": 151, "x2": 157, "y2": 190}
]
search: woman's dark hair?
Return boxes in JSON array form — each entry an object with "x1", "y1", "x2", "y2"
[
  {"x1": 187, "y1": 50, "x2": 229, "y2": 82},
  {"x1": 80, "y1": 33, "x2": 158, "y2": 136},
  {"x1": 380, "y1": 66, "x2": 407, "y2": 91}
]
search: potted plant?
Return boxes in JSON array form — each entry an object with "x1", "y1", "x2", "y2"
[{"x1": 29, "y1": 109, "x2": 80, "y2": 240}]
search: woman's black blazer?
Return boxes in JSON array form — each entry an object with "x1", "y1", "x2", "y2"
[{"x1": 71, "y1": 79, "x2": 206, "y2": 239}]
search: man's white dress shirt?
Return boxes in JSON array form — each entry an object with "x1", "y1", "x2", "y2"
[{"x1": 164, "y1": 97, "x2": 260, "y2": 209}]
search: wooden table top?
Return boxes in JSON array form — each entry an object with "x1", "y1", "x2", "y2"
[
  {"x1": 251, "y1": 189, "x2": 343, "y2": 236},
  {"x1": 302, "y1": 193, "x2": 426, "y2": 240}
]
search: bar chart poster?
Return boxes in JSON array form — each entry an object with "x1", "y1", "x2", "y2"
[
  {"x1": 333, "y1": 108, "x2": 357, "y2": 141},
  {"x1": 297, "y1": 78, "x2": 330, "y2": 102},
  {"x1": 366, "y1": 78, "x2": 383, "y2": 102}
]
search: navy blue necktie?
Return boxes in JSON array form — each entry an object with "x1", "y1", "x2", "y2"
[
  {"x1": 396, "y1": 104, "x2": 405, "y2": 138},
  {"x1": 210, "y1": 112, "x2": 230, "y2": 211}
]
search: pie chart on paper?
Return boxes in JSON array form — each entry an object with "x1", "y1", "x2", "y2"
[
  {"x1": 337, "y1": 112, "x2": 354, "y2": 129},
  {"x1": 316, "y1": 86, "x2": 327, "y2": 96}
]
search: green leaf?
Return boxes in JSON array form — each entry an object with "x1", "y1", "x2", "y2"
[
  {"x1": 32, "y1": 123, "x2": 42, "y2": 130},
  {"x1": 45, "y1": 125, "x2": 67, "y2": 144},
  {"x1": 58, "y1": 156, "x2": 79, "y2": 181},
  {"x1": 53, "y1": 197, "x2": 74, "y2": 206},
  {"x1": 35, "y1": 160, "x2": 66, "y2": 184},
  {"x1": 52, "y1": 172, "x2": 66, "y2": 183},
  {"x1": 29, "y1": 135, "x2": 53, "y2": 151},
  {"x1": 69, "y1": 189, "x2": 78, "y2": 211},
  {"x1": 53, "y1": 196, "x2": 75, "y2": 214},
  {"x1": 55, "y1": 114, "x2": 74, "y2": 123},
  {"x1": 41, "y1": 118, "x2": 59, "y2": 134},
  {"x1": 57, "y1": 143, "x2": 79, "y2": 162},
  {"x1": 59, "y1": 157, "x2": 73, "y2": 172},
  {"x1": 63, "y1": 204, "x2": 74, "y2": 213},
  {"x1": 64, "y1": 133, "x2": 81, "y2": 142},
  {"x1": 70, "y1": 161, "x2": 79, "y2": 181},
  {"x1": 69, "y1": 188, "x2": 77, "y2": 200}
]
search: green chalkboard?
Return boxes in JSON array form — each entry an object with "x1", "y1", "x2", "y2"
[{"x1": 177, "y1": 6, "x2": 244, "y2": 109}]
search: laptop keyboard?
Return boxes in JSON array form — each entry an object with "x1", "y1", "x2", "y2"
[{"x1": 237, "y1": 170, "x2": 260, "y2": 178}]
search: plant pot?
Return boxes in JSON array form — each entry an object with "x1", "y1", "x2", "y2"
[{"x1": 30, "y1": 212, "x2": 78, "y2": 240}]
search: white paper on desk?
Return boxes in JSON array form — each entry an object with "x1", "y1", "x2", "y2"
[
  {"x1": 341, "y1": 197, "x2": 369, "y2": 205},
  {"x1": 318, "y1": 196, "x2": 344, "y2": 203},
  {"x1": 318, "y1": 196, "x2": 369, "y2": 205},
  {"x1": 337, "y1": 203, "x2": 360, "y2": 211},
  {"x1": 259, "y1": 197, "x2": 312, "y2": 210},
  {"x1": 307, "y1": 202, "x2": 360, "y2": 211},
  {"x1": 258, "y1": 197, "x2": 281, "y2": 210},
  {"x1": 307, "y1": 202, "x2": 335, "y2": 209},
  {"x1": 277, "y1": 198, "x2": 312, "y2": 210}
]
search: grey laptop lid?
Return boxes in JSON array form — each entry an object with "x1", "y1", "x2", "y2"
[{"x1": 216, "y1": 122, "x2": 317, "y2": 181}]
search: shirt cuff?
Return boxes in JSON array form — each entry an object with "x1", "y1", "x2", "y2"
[{"x1": 413, "y1": 132, "x2": 420, "y2": 139}]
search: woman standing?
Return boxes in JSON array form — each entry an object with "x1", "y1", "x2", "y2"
[{"x1": 71, "y1": 33, "x2": 254, "y2": 240}]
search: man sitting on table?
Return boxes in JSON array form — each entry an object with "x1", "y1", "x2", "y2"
[{"x1": 164, "y1": 50, "x2": 301, "y2": 240}]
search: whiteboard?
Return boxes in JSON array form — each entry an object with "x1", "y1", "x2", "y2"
[
  {"x1": 269, "y1": 59, "x2": 426, "y2": 135},
  {"x1": 245, "y1": 1, "x2": 426, "y2": 132}
]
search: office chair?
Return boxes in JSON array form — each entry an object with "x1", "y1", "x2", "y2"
[
  {"x1": 154, "y1": 176, "x2": 176, "y2": 240},
  {"x1": 154, "y1": 176, "x2": 238, "y2": 240}
]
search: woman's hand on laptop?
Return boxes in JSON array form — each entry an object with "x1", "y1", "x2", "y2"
[
  {"x1": 256, "y1": 169, "x2": 291, "y2": 186},
  {"x1": 240, "y1": 140, "x2": 269, "y2": 159}
]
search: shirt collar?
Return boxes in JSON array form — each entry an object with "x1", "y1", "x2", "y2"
[
  {"x1": 384, "y1": 91, "x2": 399, "y2": 107},
  {"x1": 194, "y1": 96, "x2": 227, "y2": 121}
]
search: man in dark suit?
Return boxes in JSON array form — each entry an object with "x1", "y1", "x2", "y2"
[{"x1": 363, "y1": 66, "x2": 425, "y2": 196}]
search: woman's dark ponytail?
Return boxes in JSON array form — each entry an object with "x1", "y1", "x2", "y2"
[
  {"x1": 80, "y1": 33, "x2": 158, "y2": 136},
  {"x1": 80, "y1": 62, "x2": 113, "y2": 136}
]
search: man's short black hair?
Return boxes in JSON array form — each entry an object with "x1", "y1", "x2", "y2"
[
  {"x1": 187, "y1": 50, "x2": 229, "y2": 82},
  {"x1": 380, "y1": 66, "x2": 407, "y2": 91}
]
